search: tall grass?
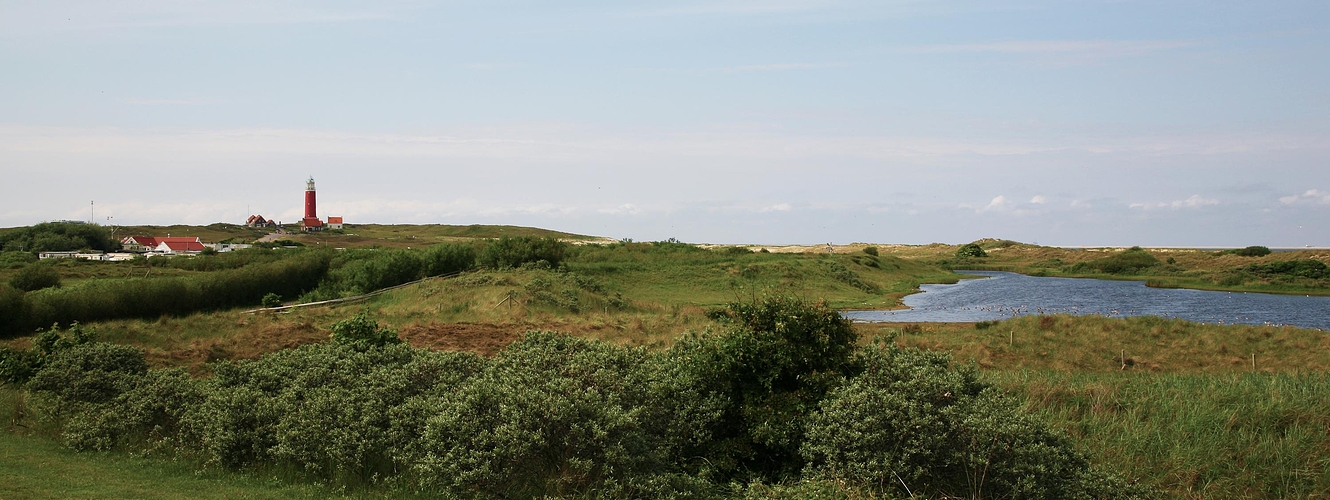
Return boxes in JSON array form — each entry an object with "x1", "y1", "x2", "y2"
[{"x1": 994, "y1": 371, "x2": 1330, "y2": 498}]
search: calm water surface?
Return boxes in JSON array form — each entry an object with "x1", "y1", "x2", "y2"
[{"x1": 843, "y1": 271, "x2": 1330, "y2": 330}]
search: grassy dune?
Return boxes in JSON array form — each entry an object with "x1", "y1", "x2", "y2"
[{"x1": 3, "y1": 246, "x2": 960, "y2": 372}]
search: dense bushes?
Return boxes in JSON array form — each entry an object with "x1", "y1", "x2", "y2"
[
  {"x1": 10, "y1": 252, "x2": 331, "y2": 335},
  {"x1": 12, "y1": 300, "x2": 1147, "y2": 498},
  {"x1": 1074, "y1": 247, "x2": 1161, "y2": 275},
  {"x1": 478, "y1": 236, "x2": 566, "y2": 269},
  {"x1": 1228, "y1": 246, "x2": 1272, "y2": 257},
  {"x1": 801, "y1": 342, "x2": 1137, "y2": 498},
  {"x1": 0, "y1": 222, "x2": 118, "y2": 254},
  {"x1": 307, "y1": 243, "x2": 477, "y2": 300},
  {"x1": 1245, "y1": 259, "x2": 1327, "y2": 280},
  {"x1": 1, "y1": 242, "x2": 483, "y2": 336},
  {"x1": 9, "y1": 263, "x2": 61, "y2": 291}
]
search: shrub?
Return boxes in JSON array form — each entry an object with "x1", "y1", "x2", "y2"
[
  {"x1": 956, "y1": 243, "x2": 987, "y2": 258},
  {"x1": 862, "y1": 246, "x2": 878, "y2": 256},
  {"x1": 800, "y1": 341, "x2": 1142, "y2": 499},
  {"x1": 1, "y1": 322, "x2": 95, "y2": 385},
  {"x1": 11, "y1": 252, "x2": 331, "y2": 335},
  {"x1": 329, "y1": 313, "x2": 401, "y2": 349},
  {"x1": 0, "y1": 222, "x2": 118, "y2": 254},
  {"x1": 9, "y1": 263, "x2": 61, "y2": 291},
  {"x1": 1244, "y1": 259, "x2": 1327, "y2": 280},
  {"x1": 0, "y1": 251, "x2": 37, "y2": 268},
  {"x1": 186, "y1": 343, "x2": 484, "y2": 475},
  {"x1": 478, "y1": 236, "x2": 567, "y2": 269},
  {"x1": 1075, "y1": 248, "x2": 1160, "y2": 274},
  {"x1": 27, "y1": 342, "x2": 148, "y2": 409},
  {"x1": 260, "y1": 293, "x2": 282, "y2": 308},
  {"x1": 409, "y1": 332, "x2": 666, "y2": 496},
  {"x1": 824, "y1": 261, "x2": 880, "y2": 293},
  {"x1": 1229, "y1": 246, "x2": 1272, "y2": 257},
  {"x1": 421, "y1": 242, "x2": 477, "y2": 277},
  {"x1": 0, "y1": 284, "x2": 28, "y2": 336},
  {"x1": 674, "y1": 297, "x2": 860, "y2": 480}
]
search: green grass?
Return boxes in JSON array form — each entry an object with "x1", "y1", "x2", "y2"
[
  {"x1": 0, "y1": 432, "x2": 349, "y2": 500},
  {"x1": 9, "y1": 246, "x2": 961, "y2": 370},
  {"x1": 860, "y1": 314, "x2": 1330, "y2": 373},
  {"x1": 995, "y1": 371, "x2": 1330, "y2": 498},
  {"x1": 856, "y1": 315, "x2": 1330, "y2": 499}
]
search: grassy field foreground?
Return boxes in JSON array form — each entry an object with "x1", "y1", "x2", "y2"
[{"x1": 859, "y1": 316, "x2": 1330, "y2": 498}]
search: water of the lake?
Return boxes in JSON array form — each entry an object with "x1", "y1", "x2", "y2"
[{"x1": 843, "y1": 271, "x2": 1330, "y2": 330}]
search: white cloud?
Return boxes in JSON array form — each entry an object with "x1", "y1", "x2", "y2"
[
  {"x1": 981, "y1": 195, "x2": 1008, "y2": 212},
  {"x1": 1, "y1": 125, "x2": 1321, "y2": 168},
  {"x1": 1129, "y1": 194, "x2": 1219, "y2": 210},
  {"x1": 761, "y1": 203, "x2": 793, "y2": 212},
  {"x1": 1279, "y1": 189, "x2": 1330, "y2": 205},
  {"x1": 1030, "y1": 195, "x2": 1047, "y2": 204}
]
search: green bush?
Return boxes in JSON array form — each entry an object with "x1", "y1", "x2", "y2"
[
  {"x1": 862, "y1": 246, "x2": 879, "y2": 256},
  {"x1": 956, "y1": 243, "x2": 988, "y2": 258},
  {"x1": 1229, "y1": 246, "x2": 1272, "y2": 257},
  {"x1": 260, "y1": 293, "x2": 282, "y2": 308},
  {"x1": 9, "y1": 263, "x2": 61, "y2": 291},
  {"x1": 1074, "y1": 247, "x2": 1160, "y2": 275},
  {"x1": 11, "y1": 303, "x2": 1151, "y2": 497},
  {"x1": 674, "y1": 297, "x2": 860, "y2": 481},
  {"x1": 409, "y1": 331, "x2": 668, "y2": 496},
  {"x1": 478, "y1": 236, "x2": 567, "y2": 269},
  {"x1": 421, "y1": 242, "x2": 477, "y2": 277},
  {"x1": 11, "y1": 252, "x2": 330, "y2": 335},
  {"x1": 0, "y1": 284, "x2": 28, "y2": 335},
  {"x1": 801, "y1": 340, "x2": 1143, "y2": 499},
  {"x1": 27, "y1": 342, "x2": 148, "y2": 409},
  {"x1": 329, "y1": 313, "x2": 402, "y2": 349},
  {"x1": 1244, "y1": 259, "x2": 1327, "y2": 280},
  {"x1": 0, "y1": 222, "x2": 118, "y2": 254},
  {"x1": 0, "y1": 251, "x2": 38, "y2": 268},
  {"x1": 0, "y1": 322, "x2": 96, "y2": 385},
  {"x1": 187, "y1": 344, "x2": 483, "y2": 478}
]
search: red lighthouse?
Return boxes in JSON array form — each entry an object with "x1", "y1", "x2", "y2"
[{"x1": 300, "y1": 176, "x2": 324, "y2": 230}]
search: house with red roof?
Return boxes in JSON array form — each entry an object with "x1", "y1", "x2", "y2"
[
  {"x1": 153, "y1": 237, "x2": 207, "y2": 254},
  {"x1": 121, "y1": 235, "x2": 160, "y2": 252},
  {"x1": 122, "y1": 236, "x2": 207, "y2": 255}
]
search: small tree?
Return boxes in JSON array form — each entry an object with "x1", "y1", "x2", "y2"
[
  {"x1": 862, "y1": 246, "x2": 879, "y2": 256},
  {"x1": 955, "y1": 243, "x2": 987, "y2": 259}
]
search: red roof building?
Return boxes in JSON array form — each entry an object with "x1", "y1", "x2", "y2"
[{"x1": 155, "y1": 239, "x2": 207, "y2": 253}]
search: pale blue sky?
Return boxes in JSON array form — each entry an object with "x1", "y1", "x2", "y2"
[{"x1": 2, "y1": 1, "x2": 1327, "y2": 246}]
